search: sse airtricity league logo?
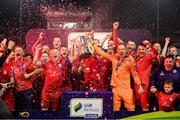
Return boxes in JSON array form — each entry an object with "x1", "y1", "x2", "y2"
[
  {"x1": 70, "y1": 98, "x2": 103, "y2": 118},
  {"x1": 74, "y1": 102, "x2": 82, "y2": 112}
]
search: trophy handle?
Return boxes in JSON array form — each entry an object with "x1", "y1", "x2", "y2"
[{"x1": 87, "y1": 40, "x2": 94, "y2": 54}]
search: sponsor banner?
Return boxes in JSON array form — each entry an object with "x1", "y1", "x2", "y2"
[{"x1": 70, "y1": 98, "x2": 103, "y2": 118}]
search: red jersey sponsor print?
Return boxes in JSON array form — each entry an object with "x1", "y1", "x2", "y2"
[
  {"x1": 43, "y1": 60, "x2": 65, "y2": 93},
  {"x1": 155, "y1": 91, "x2": 180, "y2": 111}
]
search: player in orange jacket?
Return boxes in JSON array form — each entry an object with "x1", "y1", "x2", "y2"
[{"x1": 93, "y1": 43, "x2": 144, "y2": 111}]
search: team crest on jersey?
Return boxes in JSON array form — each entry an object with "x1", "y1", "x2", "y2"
[
  {"x1": 160, "y1": 71, "x2": 164, "y2": 76},
  {"x1": 85, "y1": 67, "x2": 90, "y2": 71},
  {"x1": 96, "y1": 73, "x2": 100, "y2": 77},
  {"x1": 173, "y1": 69, "x2": 177, "y2": 73},
  {"x1": 169, "y1": 97, "x2": 173, "y2": 102},
  {"x1": 58, "y1": 63, "x2": 62, "y2": 68},
  {"x1": 3, "y1": 70, "x2": 7, "y2": 75}
]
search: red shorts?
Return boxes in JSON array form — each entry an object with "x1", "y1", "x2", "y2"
[
  {"x1": 134, "y1": 84, "x2": 149, "y2": 109},
  {"x1": 41, "y1": 91, "x2": 61, "y2": 111}
]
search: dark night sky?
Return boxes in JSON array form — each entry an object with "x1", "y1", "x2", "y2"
[{"x1": 0, "y1": 0, "x2": 180, "y2": 44}]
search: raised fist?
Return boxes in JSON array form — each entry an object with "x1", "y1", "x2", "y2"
[
  {"x1": 35, "y1": 44, "x2": 42, "y2": 51},
  {"x1": 38, "y1": 32, "x2": 44, "y2": 40},
  {"x1": 0, "y1": 38, "x2": 7, "y2": 49},
  {"x1": 7, "y1": 40, "x2": 15, "y2": 50},
  {"x1": 165, "y1": 37, "x2": 170, "y2": 43},
  {"x1": 143, "y1": 40, "x2": 151, "y2": 46},
  {"x1": 105, "y1": 33, "x2": 112, "y2": 39},
  {"x1": 113, "y1": 22, "x2": 119, "y2": 29}
]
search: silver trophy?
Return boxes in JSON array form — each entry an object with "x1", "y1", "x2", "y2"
[{"x1": 75, "y1": 35, "x2": 94, "y2": 59}]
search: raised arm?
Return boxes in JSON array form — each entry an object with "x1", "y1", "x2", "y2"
[
  {"x1": 93, "y1": 44, "x2": 114, "y2": 62},
  {"x1": 143, "y1": 40, "x2": 158, "y2": 60},
  {"x1": 112, "y1": 22, "x2": 119, "y2": 51},
  {"x1": 69, "y1": 41, "x2": 78, "y2": 64},
  {"x1": 32, "y1": 44, "x2": 42, "y2": 65},
  {"x1": 32, "y1": 32, "x2": 44, "y2": 54},
  {"x1": 99, "y1": 33, "x2": 112, "y2": 47},
  {"x1": 161, "y1": 37, "x2": 170, "y2": 57},
  {"x1": 0, "y1": 40, "x2": 15, "y2": 67}
]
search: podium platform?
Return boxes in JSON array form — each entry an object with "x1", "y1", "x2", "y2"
[{"x1": 61, "y1": 90, "x2": 113, "y2": 119}]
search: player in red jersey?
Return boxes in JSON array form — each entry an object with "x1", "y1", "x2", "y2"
[
  {"x1": 78, "y1": 37, "x2": 111, "y2": 91},
  {"x1": 32, "y1": 32, "x2": 50, "y2": 55},
  {"x1": 80, "y1": 53, "x2": 110, "y2": 91},
  {"x1": 151, "y1": 81, "x2": 180, "y2": 111},
  {"x1": 134, "y1": 41, "x2": 157, "y2": 111},
  {"x1": 32, "y1": 44, "x2": 49, "y2": 110},
  {"x1": 0, "y1": 62, "x2": 14, "y2": 110},
  {"x1": 11, "y1": 46, "x2": 44, "y2": 111},
  {"x1": 41, "y1": 49, "x2": 66, "y2": 111}
]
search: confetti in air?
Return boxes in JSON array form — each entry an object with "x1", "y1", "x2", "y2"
[{"x1": 1, "y1": 0, "x2": 179, "y2": 44}]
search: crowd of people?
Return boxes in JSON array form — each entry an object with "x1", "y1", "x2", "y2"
[{"x1": 0, "y1": 22, "x2": 179, "y2": 113}]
